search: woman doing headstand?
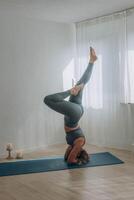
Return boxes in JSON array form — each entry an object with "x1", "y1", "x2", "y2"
[{"x1": 44, "y1": 47, "x2": 97, "y2": 164}]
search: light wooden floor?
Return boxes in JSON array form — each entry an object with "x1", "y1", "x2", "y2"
[{"x1": 0, "y1": 144, "x2": 134, "y2": 200}]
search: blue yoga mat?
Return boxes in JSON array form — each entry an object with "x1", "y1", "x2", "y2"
[{"x1": 0, "y1": 152, "x2": 124, "y2": 177}]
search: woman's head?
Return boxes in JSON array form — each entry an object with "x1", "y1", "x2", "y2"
[{"x1": 77, "y1": 149, "x2": 90, "y2": 164}]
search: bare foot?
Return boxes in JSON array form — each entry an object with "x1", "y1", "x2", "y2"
[
  {"x1": 70, "y1": 84, "x2": 84, "y2": 96},
  {"x1": 89, "y1": 47, "x2": 98, "y2": 63}
]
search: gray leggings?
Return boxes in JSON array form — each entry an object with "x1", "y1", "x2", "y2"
[{"x1": 44, "y1": 62, "x2": 94, "y2": 124}]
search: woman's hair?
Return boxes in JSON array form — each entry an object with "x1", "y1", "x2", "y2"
[{"x1": 77, "y1": 149, "x2": 90, "y2": 164}]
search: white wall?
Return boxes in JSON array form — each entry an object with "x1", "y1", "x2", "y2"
[{"x1": 0, "y1": 11, "x2": 76, "y2": 156}]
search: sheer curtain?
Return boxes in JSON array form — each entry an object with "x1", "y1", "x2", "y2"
[
  {"x1": 75, "y1": 11, "x2": 134, "y2": 149},
  {"x1": 126, "y1": 9, "x2": 134, "y2": 103}
]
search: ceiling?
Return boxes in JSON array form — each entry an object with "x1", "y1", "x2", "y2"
[{"x1": 0, "y1": 0, "x2": 134, "y2": 23}]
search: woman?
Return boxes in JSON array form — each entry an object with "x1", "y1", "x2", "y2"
[{"x1": 44, "y1": 47, "x2": 97, "y2": 164}]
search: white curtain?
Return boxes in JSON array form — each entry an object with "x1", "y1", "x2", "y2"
[
  {"x1": 75, "y1": 10, "x2": 134, "y2": 149},
  {"x1": 126, "y1": 9, "x2": 134, "y2": 103}
]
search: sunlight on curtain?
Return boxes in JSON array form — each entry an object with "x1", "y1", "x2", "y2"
[{"x1": 63, "y1": 59, "x2": 75, "y2": 91}]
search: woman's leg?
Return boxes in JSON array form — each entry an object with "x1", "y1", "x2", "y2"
[
  {"x1": 44, "y1": 47, "x2": 97, "y2": 115},
  {"x1": 69, "y1": 47, "x2": 97, "y2": 104},
  {"x1": 69, "y1": 62, "x2": 94, "y2": 105},
  {"x1": 44, "y1": 90, "x2": 82, "y2": 120}
]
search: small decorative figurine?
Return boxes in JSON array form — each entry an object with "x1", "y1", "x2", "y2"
[
  {"x1": 6, "y1": 143, "x2": 14, "y2": 159},
  {"x1": 16, "y1": 150, "x2": 23, "y2": 159}
]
